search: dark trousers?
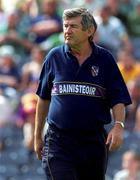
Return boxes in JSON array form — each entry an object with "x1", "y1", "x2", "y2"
[{"x1": 42, "y1": 125, "x2": 108, "y2": 180}]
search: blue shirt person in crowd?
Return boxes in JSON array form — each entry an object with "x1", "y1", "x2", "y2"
[{"x1": 34, "y1": 7, "x2": 132, "y2": 180}]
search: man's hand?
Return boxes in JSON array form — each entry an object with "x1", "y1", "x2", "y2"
[
  {"x1": 106, "y1": 124, "x2": 124, "y2": 151},
  {"x1": 34, "y1": 136, "x2": 43, "y2": 160}
]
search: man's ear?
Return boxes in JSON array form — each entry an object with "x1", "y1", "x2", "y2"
[{"x1": 88, "y1": 27, "x2": 95, "y2": 36}]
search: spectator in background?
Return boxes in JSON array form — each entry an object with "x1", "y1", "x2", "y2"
[
  {"x1": 127, "y1": 2, "x2": 140, "y2": 60},
  {"x1": 0, "y1": 92, "x2": 15, "y2": 151},
  {"x1": 20, "y1": 45, "x2": 45, "y2": 91},
  {"x1": 117, "y1": 49, "x2": 140, "y2": 130},
  {"x1": 106, "y1": 0, "x2": 120, "y2": 15},
  {"x1": 0, "y1": 51, "x2": 20, "y2": 97},
  {"x1": 113, "y1": 150, "x2": 140, "y2": 180},
  {"x1": 20, "y1": 80, "x2": 38, "y2": 155},
  {"x1": 15, "y1": 0, "x2": 39, "y2": 43},
  {"x1": 95, "y1": 4, "x2": 131, "y2": 58},
  {"x1": 115, "y1": 0, "x2": 134, "y2": 28},
  {"x1": 17, "y1": 45, "x2": 45, "y2": 154},
  {"x1": 132, "y1": 76, "x2": 140, "y2": 133},
  {"x1": 16, "y1": 0, "x2": 38, "y2": 18},
  {"x1": 28, "y1": 0, "x2": 62, "y2": 44},
  {"x1": 0, "y1": 51, "x2": 21, "y2": 151},
  {"x1": 135, "y1": 106, "x2": 140, "y2": 133},
  {"x1": 117, "y1": 49, "x2": 140, "y2": 84},
  {"x1": 125, "y1": 77, "x2": 140, "y2": 131},
  {"x1": 127, "y1": 2, "x2": 140, "y2": 38},
  {"x1": 0, "y1": 10, "x2": 34, "y2": 67}
]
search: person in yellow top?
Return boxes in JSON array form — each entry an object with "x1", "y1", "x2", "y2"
[{"x1": 117, "y1": 49, "x2": 140, "y2": 83}]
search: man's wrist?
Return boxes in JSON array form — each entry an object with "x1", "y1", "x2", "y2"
[{"x1": 114, "y1": 121, "x2": 125, "y2": 128}]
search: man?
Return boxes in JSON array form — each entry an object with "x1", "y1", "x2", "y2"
[{"x1": 34, "y1": 8, "x2": 131, "y2": 180}]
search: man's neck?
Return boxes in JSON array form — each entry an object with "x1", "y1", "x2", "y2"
[{"x1": 71, "y1": 42, "x2": 92, "y2": 65}]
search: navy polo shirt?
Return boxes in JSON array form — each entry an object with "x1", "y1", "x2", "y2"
[{"x1": 36, "y1": 43, "x2": 131, "y2": 130}]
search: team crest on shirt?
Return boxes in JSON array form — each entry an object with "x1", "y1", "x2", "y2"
[{"x1": 91, "y1": 65, "x2": 99, "y2": 77}]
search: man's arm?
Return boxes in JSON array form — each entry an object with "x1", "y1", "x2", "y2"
[
  {"x1": 106, "y1": 103, "x2": 125, "y2": 151},
  {"x1": 34, "y1": 96, "x2": 50, "y2": 160}
]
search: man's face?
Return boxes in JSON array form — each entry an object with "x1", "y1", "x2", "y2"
[{"x1": 63, "y1": 16, "x2": 91, "y2": 47}]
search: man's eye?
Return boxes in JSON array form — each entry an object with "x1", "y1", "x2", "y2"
[
  {"x1": 63, "y1": 25, "x2": 68, "y2": 28},
  {"x1": 63, "y1": 25, "x2": 79, "y2": 29}
]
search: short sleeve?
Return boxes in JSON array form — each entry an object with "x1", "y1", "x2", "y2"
[
  {"x1": 36, "y1": 53, "x2": 54, "y2": 100},
  {"x1": 105, "y1": 53, "x2": 132, "y2": 108}
]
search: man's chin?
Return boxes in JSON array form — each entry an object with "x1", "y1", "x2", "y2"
[{"x1": 65, "y1": 40, "x2": 72, "y2": 46}]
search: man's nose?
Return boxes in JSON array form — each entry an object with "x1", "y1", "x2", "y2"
[{"x1": 65, "y1": 26, "x2": 72, "y2": 33}]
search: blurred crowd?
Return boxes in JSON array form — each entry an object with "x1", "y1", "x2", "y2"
[{"x1": 0, "y1": 0, "x2": 140, "y2": 179}]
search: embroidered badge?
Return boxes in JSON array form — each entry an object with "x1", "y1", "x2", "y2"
[{"x1": 91, "y1": 65, "x2": 99, "y2": 77}]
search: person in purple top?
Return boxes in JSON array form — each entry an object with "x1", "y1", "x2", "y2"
[{"x1": 34, "y1": 7, "x2": 132, "y2": 180}]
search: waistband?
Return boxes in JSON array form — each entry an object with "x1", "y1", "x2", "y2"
[{"x1": 48, "y1": 123, "x2": 104, "y2": 137}]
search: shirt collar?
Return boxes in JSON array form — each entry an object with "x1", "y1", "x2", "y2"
[{"x1": 64, "y1": 42, "x2": 99, "y2": 56}]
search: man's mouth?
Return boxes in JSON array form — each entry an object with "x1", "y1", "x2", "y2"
[{"x1": 66, "y1": 36, "x2": 73, "y2": 41}]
